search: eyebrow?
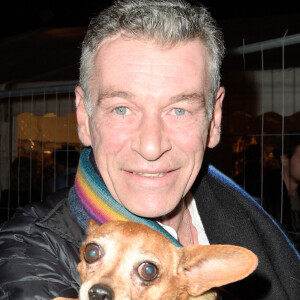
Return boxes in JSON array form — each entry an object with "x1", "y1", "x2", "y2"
[
  {"x1": 96, "y1": 89, "x2": 205, "y2": 106},
  {"x1": 97, "y1": 90, "x2": 133, "y2": 105},
  {"x1": 169, "y1": 92, "x2": 206, "y2": 106}
]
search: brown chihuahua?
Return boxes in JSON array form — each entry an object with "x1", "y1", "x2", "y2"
[{"x1": 55, "y1": 220, "x2": 258, "y2": 300}]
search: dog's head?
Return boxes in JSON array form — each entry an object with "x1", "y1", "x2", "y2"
[{"x1": 77, "y1": 220, "x2": 258, "y2": 300}]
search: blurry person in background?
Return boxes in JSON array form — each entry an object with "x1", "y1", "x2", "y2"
[
  {"x1": 45, "y1": 146, "x2": 80, "y2": 195},
  {"x1": 234, "y1": 144, "x2": 262, "y2": 201},
  {"x1": 0, "y1": 156, "x2": 40, "y2": 222},
  {"x1": 264, "y1": 134, "x2": 300, "y2": 251}
]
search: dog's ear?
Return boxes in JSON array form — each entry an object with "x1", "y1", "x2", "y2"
[
  {"x1": 178, "y1": 245, "x2": 258, "y2": 297},
  {"x1": 87, "y1": 220, "x2": 101, "y2": 234}
]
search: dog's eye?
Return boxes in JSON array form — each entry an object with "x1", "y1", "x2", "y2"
[
  {"x1": 84, "y1": 243, "x2": 102, "y2": 264},
  {"x1": 137, "y1": 262, "x2": 159, "y2": 281}
]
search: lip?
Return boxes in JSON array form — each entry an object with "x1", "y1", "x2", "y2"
[
  {"x1": 132, "y1": 172, "x2": 166, "y2": 178},
  {"x1": 124, "y1": 167, "x2": 178, "y2": 176},
  {"x1": 122, "y1": 168, "x2": 178, "y2": 187}
]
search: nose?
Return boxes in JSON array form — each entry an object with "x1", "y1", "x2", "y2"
[
  {"x1": 132, "y1": 114, "x2": 171, "y2": 161},
  {"x1": 88, "y1": 284, "x2": 114, "y2": 300}
]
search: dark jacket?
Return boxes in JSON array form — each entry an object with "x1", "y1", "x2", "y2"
[{"x1": 0, "y1": 166, "x2": 299, "y2": 299}]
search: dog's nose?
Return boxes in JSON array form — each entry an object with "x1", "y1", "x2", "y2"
[{"x1": 88, "y1": 283, "x2": 114, "y2": 300}]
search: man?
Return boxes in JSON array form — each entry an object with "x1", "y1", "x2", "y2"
[
  {"x1": 0, "y1": 1, "x2": 299, "y2": 299},
  {"x1": 264, "y1": 134, "x2": 300, "y2": 251}
]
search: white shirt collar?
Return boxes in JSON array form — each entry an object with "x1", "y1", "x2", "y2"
[{"x1": 157, "y1": 192, "x2": 210, "y2": 245}]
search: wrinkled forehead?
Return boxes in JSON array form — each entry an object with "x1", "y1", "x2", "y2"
[
  {"x1": 89, "y1": 35, "x2": 209, "y2": 102},
  {"x1": 93, "y1": 33, "x2": 208, "y2": 76}
]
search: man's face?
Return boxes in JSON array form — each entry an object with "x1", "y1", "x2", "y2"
[
  {"x1": 76, "y1": 36, "x2": 224, "y2": 218},
  {"x1": 289, "y1": 145, "x2": 300, "y2": 184}
]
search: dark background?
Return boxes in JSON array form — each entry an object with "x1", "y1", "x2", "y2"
[
  {"x1": 1, "y1": 0, "x2": 300, "y2": 38},
  {"x1": 0, "y1": 1, "x2": 300, "y2": 84}
]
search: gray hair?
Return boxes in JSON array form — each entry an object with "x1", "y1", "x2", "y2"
[{"x1": 79, "y1": 0, "x2": 225, "y2": 119}]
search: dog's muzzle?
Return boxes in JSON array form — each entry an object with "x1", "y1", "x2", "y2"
[{"x1": 88, "y1": 283, "x2": 114, "y2": 300}]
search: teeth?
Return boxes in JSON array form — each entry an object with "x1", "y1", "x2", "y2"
[{"x1": 133, "y1": 172, "x2": 165, "y2": 178}]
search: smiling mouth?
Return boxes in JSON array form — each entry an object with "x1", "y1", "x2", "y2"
[{"x1": 132, "y1": 172, "x2": 166, "y2": 178}]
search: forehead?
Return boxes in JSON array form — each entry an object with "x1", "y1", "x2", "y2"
[
  {"x1": 96, "y1": 35, "x2": 207, "y2": 64},
  {"x1": 91, "y1": 36, "x2": 209, "y2": 98}
]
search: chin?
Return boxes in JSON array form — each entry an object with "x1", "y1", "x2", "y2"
[{"x1": 125, "y1": 202, "x2": 179, "y2": 219}]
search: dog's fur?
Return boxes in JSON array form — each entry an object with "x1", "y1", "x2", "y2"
[{"x1": 55, "y1": 220, "x2": 258, "y2": 300}]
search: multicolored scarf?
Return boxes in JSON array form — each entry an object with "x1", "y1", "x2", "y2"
[{"x1": 69, "y1": 147, "x2": 181, "y2": 247}]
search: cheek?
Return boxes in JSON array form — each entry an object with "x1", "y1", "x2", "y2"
[
  {"x1": 89, "y1": 118, "x2": 130, "y2": 153},
  {"x1": 291, "y1": 160, "x2": 300, "y2": 178},
  {"x1": 169, "y1": 121, "x2": 209, "y2": 153}
]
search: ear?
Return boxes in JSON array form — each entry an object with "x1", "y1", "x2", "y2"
[
  {"x1": 87, "y1": 220, "x2": 101, "y2": 234},
  {"x1": 75, "y1": 86, "x2": 92, "y2": 146},
  {"x1": 178, "y1": 244, "x2": 258, "y2": 297},
  {"x1": 207, "y1": 87, "x2": 225, "y2": 148}
]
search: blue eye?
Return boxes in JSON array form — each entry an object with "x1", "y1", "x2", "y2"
[
  {"x1": 89, "y1": 249, "x2": 97, "y2": 258},
  {"x1": 145, "y1": 265, "x2": 155, "y2": 275},
  {"x1": 173, "y1": 108, "x2": 186, "y2": 116},
  {"x1": 137, "y1": 262, "x2": 159, "y2": 281},
  {"x1": 115, "y1": 106, "x2": 128, "y2": 115},
  {"x1": 84, "y1": 243, "x2": 102, "y2": 264}
]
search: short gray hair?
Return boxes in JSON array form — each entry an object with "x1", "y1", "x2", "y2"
[{"x1": 79, "y1": 0, "x2": 225, "y2": 118}]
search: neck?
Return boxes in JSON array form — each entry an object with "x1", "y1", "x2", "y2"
[
  {"x1": 155, "y1": 198, "x2": 185, "y2": 232},
  {"x1": 155, "y1": 195, "x2": 198, "y2": 246}
]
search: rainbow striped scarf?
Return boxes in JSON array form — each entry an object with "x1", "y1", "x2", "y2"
[{"x1": 71, "y1": 147, "x2": 181, "y2": 247}]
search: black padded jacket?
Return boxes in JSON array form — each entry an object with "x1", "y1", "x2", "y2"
[{"x1": 0, "y1": 166, "x2": 299, "y2": 299}]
